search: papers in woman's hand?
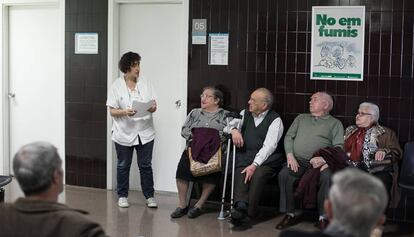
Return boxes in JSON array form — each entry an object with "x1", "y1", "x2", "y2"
[{"x1": 131, "y1": 100, "x2": 155, "y2": 118}]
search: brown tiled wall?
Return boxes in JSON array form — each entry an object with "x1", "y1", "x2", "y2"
[
  {"x1": 188, "y1": 0, "x2": 414, "y2": 145},
  {"x1": 65, "y1": 0, "x2": 108, "y2": 188}
]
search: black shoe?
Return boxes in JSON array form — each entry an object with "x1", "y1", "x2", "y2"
[
  {"x1": 315, "y1": 219, "x2": 329, "y2": 230},
  {"x1": 170, "y1": 206, "x2": 189, "y2": 218},
  {"x1": 230, "y1": 218, "x2": 243, "y2": 226},
  {"x1": 231, "y1": 215, "x2": 251, "y2": 227},
  {"x1": 231, "y1": 208, "x2": 247, "y2": 221},
  {"x1": 231, "y1": 201, "x2": 248, "y2": 221},
  {"x1": 188, "y1": 207, "x2": 203, "y2": 218},
  {"x1": 275, "y1": 215, "x2": 299, "y2": 230}
]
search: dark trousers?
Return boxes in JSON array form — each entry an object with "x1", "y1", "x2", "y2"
[
  {"x1": 115, "y1": 140, "x2": 155, "y2": 199},
  {"x1": 373, "y1": 171, "x2": 393, "y2": 204},
  {"x1": 234, "y1": 165, "x2": 276, "y2": 217},
  {"x1": 278, "y1": 161, "x2": 332, "y2": 216}
]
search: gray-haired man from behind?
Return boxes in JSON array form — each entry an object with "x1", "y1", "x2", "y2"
[
  {"x1": 0, "y1": 141, "x2": 108, "y2": 237},
  {"x1": 280, "y1": 168, "x2": 388, "y2": 237}
]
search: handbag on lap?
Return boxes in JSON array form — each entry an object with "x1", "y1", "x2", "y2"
[
  {"x1": 187, "y1": 127, "x2": 222, "y2": 176},
  {"x1": 188, "y1": 145, "x2": 222, "y2": 176}
]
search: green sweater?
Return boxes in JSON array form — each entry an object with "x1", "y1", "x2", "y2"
[{"x1": 284, "y1": 113, "x2": 344, "y2": 161}]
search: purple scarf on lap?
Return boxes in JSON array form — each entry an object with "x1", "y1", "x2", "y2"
[
  {"x1": 295, "y1": 147, "x2": 348, "y2": 209},
  {"x1": 190, "y1": 127, "x2": 220, "y2": 163}
]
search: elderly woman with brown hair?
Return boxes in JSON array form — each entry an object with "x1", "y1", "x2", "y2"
[
  {"x1": 344, "y1": 102, "x2": 402, "y2": 203},
  {"x1": 170, "y1": 86, "x2": 229, "y2": 219}
]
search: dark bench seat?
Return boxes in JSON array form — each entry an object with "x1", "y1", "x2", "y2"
[{"x1": 0, "y1": 175, "x2": 12, "y2": 203}]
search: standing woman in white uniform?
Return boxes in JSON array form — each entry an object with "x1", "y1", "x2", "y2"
[{"x1": 106, "y1": 52, "x2": 158, "y2": 208}]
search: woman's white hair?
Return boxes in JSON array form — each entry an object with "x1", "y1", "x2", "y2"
[
  {"x1": 359, "y1": 102, "x2": 380, "y2": 122},
  {"x1": 328, "y1": 168, "x2": 388, "y2": 237}
]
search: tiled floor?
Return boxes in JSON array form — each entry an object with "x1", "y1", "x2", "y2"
[{"x1": 3, "y1": 181, "x2": 414, "y2": 237}]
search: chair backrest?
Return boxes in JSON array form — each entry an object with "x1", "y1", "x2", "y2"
[
  {"x1": 399, "y1": 142, "x2": 414, "y2": 188},
  {"x1": 0, "y1": 175, "x2": 12, "y2": 188},
  {"x1": 0, "y1": 175, "x2": 12, "y2": 203}
]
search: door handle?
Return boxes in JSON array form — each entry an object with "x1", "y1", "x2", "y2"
[
  {"x1": 175, "y1": 100, "x2": 181, "y2": 108},
  {"x1": 8, "y1": 93, "x2": 15, "y2": 98}
]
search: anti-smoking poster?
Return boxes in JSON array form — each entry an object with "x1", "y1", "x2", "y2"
[{"x1": 310, "y1": 6, "x2": 365, "y2": 81}]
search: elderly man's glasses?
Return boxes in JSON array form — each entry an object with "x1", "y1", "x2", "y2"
[
  {"x1": 200, "y1": 94, "x2": 214, "y2": 99},
  {"x1": 356, "y1": 111, "x2": 372, "y2": 116}
]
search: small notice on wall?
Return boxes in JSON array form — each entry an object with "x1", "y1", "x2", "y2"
[
  {"x1": 192, "y1": 19, "x2": 207, "y2": 45},
  {"x1": 310, "y1": 6, "x2": 365, "y2": 81},
  {"x1": 208, "y1": 33, "x2": 229, "y2": 65},
  {"x1": 75, "y1": 33, "x2": 98, "y2": 54}
]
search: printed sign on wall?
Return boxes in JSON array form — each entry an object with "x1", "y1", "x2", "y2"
[
  {"x1": 310, "y1": 6, "x2": 365, "y2": 81},
  {"x1": 208, "y1": 33, "x2": 229, "y2": 65},
  {"x1": 192, "y1": 19, "x2": 207, "y2": 45},
  {"x1": 75, "y1": 33, "x2": 98, "y2": 54}
]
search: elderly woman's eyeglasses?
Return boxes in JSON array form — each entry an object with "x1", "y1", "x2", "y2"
[
  {"x1": 356, "y1": 111, "x2": 372, "y2": 116},
  {"x1": 200, "y1": 94, "x2": 214, "y2": 99}
]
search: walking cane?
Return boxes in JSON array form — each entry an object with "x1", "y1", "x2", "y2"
[
  {"x1": 230, "y1": 138, "x2": 236, "y2": 215},
  {"x1": 229, "y1": 116, "x2": 242, "y2": 217},
  {"x1": 217, "y1": 113, "x2": 241, "y2": 220},
  {"x1": 217, "y1": 134, "x2": 232, "y2": 220}
]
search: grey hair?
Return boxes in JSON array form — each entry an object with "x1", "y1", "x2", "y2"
[
  {"x1": 359, "y1": 102, "x2": 380, "y2": 123},
  {"x1": 13, "y1": 141, "x2": 62, "y2": 196},
  {"x1": 320, "y1": 91, "x2": 334, "y2": 112},
  {"x1": 256, "y1": 88, "x2": 274, "y2": 108},
  {"x1": 328, "y1": 168, "x2": 388, "y2": 237}
]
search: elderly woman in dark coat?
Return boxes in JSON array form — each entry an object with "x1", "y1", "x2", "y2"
[
  {"x1": 170, "y1": 86, "x2": 229, "y2": 219},
  {"x1": 344, "y1": 102, "x2": 402, "y2": 205}
]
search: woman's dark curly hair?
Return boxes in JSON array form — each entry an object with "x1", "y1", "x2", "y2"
[
  {"x1": 118, "y1": 51, "x2": 141, "y2": 73},
  {"x1": 202, "y1": 86, "x2": 224, "y2": 107}
]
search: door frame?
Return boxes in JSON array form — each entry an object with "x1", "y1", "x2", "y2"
[
  {"x1": 0, "y1": 0, "x2": 65, "y2": 175},
  {"x1": 107, "y1": 0, "x2": 188, "y2": 190}
]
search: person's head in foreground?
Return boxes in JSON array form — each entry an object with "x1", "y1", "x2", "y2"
[
  {"x1": 13, "y1": 141, "x2": 63, "y2": 201},
  {"x1": 325, "y1": 168, "x2": 388, "y2": 237}
]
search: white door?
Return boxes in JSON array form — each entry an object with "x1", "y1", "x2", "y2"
[
  {"x1": 117, "y1": 3, "x2": 187, "y2": 192},
  {"x1": 7, "y1": 5, "x2": 64, "y2": 173}
]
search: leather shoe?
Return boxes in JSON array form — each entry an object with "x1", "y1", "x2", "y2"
[
  {"x1": 275, "y1": 215, "x2": 298, "y2": 230},
  {"x1": 315, "y1": 219, "x2": 329, "y2": 230},
  {"x1": 230, "y1": 215, "x2": 251, "y2": 227},
  {"x1": 170, "y1": 206, "x2": 189, "y2": 218},
  {"x1": 231, "y1": 202, "x2": 248, "y2": 221},
  {"x1": 231, "y1": 208, "x2": 247, "y2": 221},
  {"x1": 187, "y1": 207, "x2": 202, "y2": 218}
]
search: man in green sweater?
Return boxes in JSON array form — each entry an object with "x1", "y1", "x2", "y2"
[{"x1": 275, "y1": 91, "x2": 344, "y2": 230}]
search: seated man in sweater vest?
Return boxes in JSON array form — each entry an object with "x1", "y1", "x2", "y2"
[
  {"x1": 225, "y1": 88, "x2": 284, "y2": 225},
  {"x1": 0, "y1": 142, "x2": 108, "y2": 237},
  {"x1": 276, "y1": 91, "x2": 344, "y2": 230}
]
